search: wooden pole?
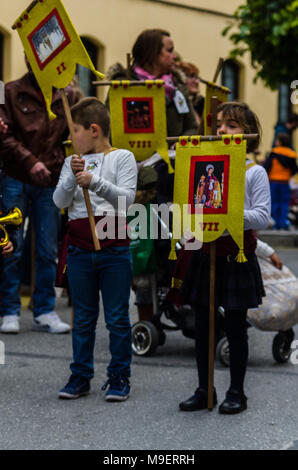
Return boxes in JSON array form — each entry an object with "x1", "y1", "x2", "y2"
[
  {"x1": 126, "y1": 53, "x2": 131, "y2": 80},
  {"x1": 213, "y1": 58, "x2": 224, "y2": 83},
  {"x1": 92, "y1": 80, "x2": 163, "y2": 87},
  {"x1": 207, "y1": 96, "x2": 218, "y2": 411},
  {"x1": 92, "y1": 78, "x2": 231, "y2": 94},
  {"x1": 61, "y1": 89, "x2": 100, "y2": 251},
  {"x1": 166, "y1": 133, "x2": 258, "y2": 144}
]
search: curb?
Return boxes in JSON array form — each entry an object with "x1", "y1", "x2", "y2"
[{"x1": 258, "y1": 230, "x2": 298, "y2": 248}]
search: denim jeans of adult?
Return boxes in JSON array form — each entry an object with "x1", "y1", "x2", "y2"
[
  {"x1": 270, "y1": 181, "x2": 291, "y2": 229},
  {"x1": 0, "y1": 176, "x2": 59, "y2": 318},
  {"x1": 67, "y1": 245, "x2": 132, "y2": 380}
]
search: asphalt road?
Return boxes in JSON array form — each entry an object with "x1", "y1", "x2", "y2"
[{"x1": 0, "y1": 246, "x2": 298, "y2": 451}]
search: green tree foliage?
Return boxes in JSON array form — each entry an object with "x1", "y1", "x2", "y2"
[{"x1": 222, "y1": 0, "x2": 298, "y2": 89}]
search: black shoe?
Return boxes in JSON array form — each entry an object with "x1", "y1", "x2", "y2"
[
  {"x1": 179, "y1": 388, "x2": 217, "y2": 411},
  {"x1": 218, "y1": 389, "x2": 247, "y2": 414},
  {"x1": 59, "y1": 375, "x2": 90, "y2": 399}
]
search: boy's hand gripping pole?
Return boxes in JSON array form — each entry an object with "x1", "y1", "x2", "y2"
[{"x1": 61, "y1": 89, "x2": 100, "y2": 251}]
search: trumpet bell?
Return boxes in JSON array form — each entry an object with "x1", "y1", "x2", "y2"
[{"x1": 0, "y1": 207, "x2": 23, "y2": 247}]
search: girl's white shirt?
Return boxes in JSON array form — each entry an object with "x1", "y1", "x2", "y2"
[
  {"x1": 53, "y1": 149, "x2": 137, "y2": 219},
  {"x1": 255, "y1": 239, "x2": 275, "y2": 259},
  {"x1": 221, "y1": 159, "x2": 271, "y2": 238},
  {"x1": 243, "y1": 159, "x2": 271, "y2": 231}
]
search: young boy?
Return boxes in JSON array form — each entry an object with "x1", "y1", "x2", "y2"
[
  {"x1": 264, "y1": 132, "x2": 298, "y2": 230},
  {"x1": 53, "y1": 98, "x2": 137, "y2": 401}
]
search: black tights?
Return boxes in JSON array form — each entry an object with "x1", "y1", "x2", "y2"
[{"x1": 195, "y1": 307, "x2": 248, "y2": 394}]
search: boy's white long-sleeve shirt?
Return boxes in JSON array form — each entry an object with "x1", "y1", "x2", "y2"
[{"x1": 53, "y1": 149, "x2": 137, "y2": 219}]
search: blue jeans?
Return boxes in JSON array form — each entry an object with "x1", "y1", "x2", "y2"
[
  {"x1": 0, "y1": 176, "x2": 59, "y2": 318},
  {"x1": 67, "y1": 245, "x2": 132, "y2": 380},
  {"x1": 270, "y1": 181, "x2": 291, "y2": 229}
]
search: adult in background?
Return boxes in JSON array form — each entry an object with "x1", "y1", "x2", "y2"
[
  {"x1": 264, "y1": 132, "x2": 298, "y2": 230},
  {"x1": 106, "y1": 29, "x2": 198, "y2": 205},
  {"x1": 0, "y1": 56, "x2": 77, "y2": 334},
  {"x1": 175, "y1": 61, "x2": 205, "y2": 127},
  {"x1": 107, "y1": 29, "x2": 198, "y2": 141}
]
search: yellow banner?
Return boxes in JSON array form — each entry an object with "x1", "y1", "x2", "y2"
[
  {"x1": 109, "y1": 80, "x2": 173, "y2": 172},
  {"x1": 170, "y1": 135, "x2": 247, "y2": 261},
  {"x1": 204, "y1": 82, "x2": 230, "y2": 135},
  {"x1": 13, "y1": 0, "x2": 104, "y2": 119}
]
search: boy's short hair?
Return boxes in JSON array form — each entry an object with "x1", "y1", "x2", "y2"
[
  {"x1": 217, "y1": 101, "x2": 261, "y2": 153},
  {"x1": 276, "y1": 132, "x2": 291, "y2": 147},
  {"x1": 71, "y1": 97, "x2": 110, "y2": 137}
]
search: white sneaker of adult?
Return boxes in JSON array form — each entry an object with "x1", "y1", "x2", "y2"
[
  {"x1": 0, "y1": 315, "x2": 20, "y2": 334},
  {"x1": 32, "y1": 312, "x2": 71, "y2": 334}
]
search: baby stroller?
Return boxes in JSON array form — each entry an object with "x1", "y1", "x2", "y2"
[
  {"x1": 132, "y1": 249, "x2": 298, "y2": 365},
  {"x1": 131, "y1": 236, "x2": 225, "y2": 357}
]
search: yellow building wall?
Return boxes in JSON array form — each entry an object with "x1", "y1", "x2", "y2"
[{"x1": 0, "y1": 0, "x2": 297, "y2": 154}]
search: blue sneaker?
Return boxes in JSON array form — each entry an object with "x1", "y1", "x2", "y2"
[
  {"x1": 101, "y1": 376, "x2": 130, "y2": 402},
  {"x1": 59, "y1": 375, "x2": 90, "y2": 399}
]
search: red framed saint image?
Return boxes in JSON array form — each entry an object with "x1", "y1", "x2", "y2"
[
  {"x1": 188, "y1": 154, "x2": 230, "y2": 214},
  {"x1": 122, "y1": 97, "x2": 154, "y2": 134},
  {"x1": 28, "y1": 8, "x2": 71, "y2": 71}
]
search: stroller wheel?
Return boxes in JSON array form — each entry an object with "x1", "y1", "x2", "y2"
[
  {"x1": 272, "y1": 331, "x2": 293, "y2": 363},
  {"x1": 132, "y1": 321, "x2": 160, "y2": 356},
  {"x1": 216, "y1": 337, "x2": 230, "y2": 367}
]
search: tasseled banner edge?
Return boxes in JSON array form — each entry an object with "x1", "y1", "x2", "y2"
[
  {"x1": 171, "y1": 277, "x2": 182, "y2": 289},
  {"x1": 168, "y1": 238, "x2": 177, "y2": 260},
  {"x1": 235, "y1": 248, "x2": 247, "y2": 263}
]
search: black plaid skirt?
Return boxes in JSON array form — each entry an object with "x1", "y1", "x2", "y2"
[{"x1": 180, "y1": 250, "x2": 265, "y2": 311}]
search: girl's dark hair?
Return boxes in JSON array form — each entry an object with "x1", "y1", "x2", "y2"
[
  {"x1": 132, "y1": 29, "x2": 170, "y2": 68},
  {"x1": 217, "y1": 101, "x2": 261, "y2": 153},
  {"x1": 71, "y1": 97, "x2": 110, "y2": 137}
]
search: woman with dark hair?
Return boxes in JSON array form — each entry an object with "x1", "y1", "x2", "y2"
[
  {"x1": 106, "y1": 29, "x2": 197, "y2": 322},
  {"x1": 107, "y1": 29, "x2": 197, "y2": 138}
]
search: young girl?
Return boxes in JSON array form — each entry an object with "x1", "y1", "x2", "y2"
[{"x1": 179, "y1": 102, "x2": 271, "y2": 414}]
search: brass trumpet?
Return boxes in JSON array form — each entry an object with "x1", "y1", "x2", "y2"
[{"x1": 0, "y1": 207, "x2": 23, "y2": 247}]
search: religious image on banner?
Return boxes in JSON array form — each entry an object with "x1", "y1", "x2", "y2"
[
  {"x1": 170, "y1": 135, "x2": 247, "y2": 262},
  {"x1": 109, "y1": 81, "x2": 173, "y2": 172},
  {"x1": 190, "y1": 156, "x2": 229, "y2": 213},
  {"x1": 28, "y1": 10, "x2": 70, "y2": 69},
  {"x1": 13, "y1": 0, "x2": 104, "y2": 119},
  {"x1": 123, "y1": 98, "x2": 154, "y2": 133},
  {"x1": 204, "y1": 82, "x2": 230, "y2": 135}
]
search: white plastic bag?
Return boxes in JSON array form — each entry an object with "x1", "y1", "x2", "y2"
[{"x1": 248, "y1": 257, "x2": 298, "y2": 331}]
